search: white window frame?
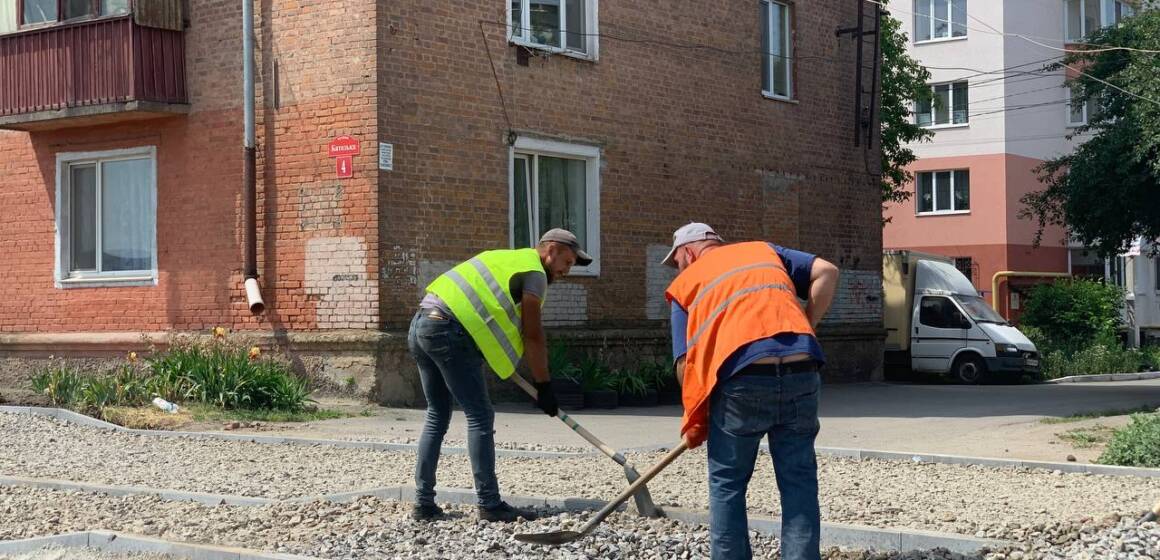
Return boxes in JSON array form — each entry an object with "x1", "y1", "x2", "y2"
[
  {"x1": 1064, "y1": 0, "x2": 1135, "y2": 42},
  {"x1": 916, "y1": 80, "x2": 970, "y2": 129},
  {"x1": 507, "y1": 0, "x2": 599, "y2": 61},
  {"x1": 915, "y1": 169, "x2": 971, "y2": 216},
  {"x1": 509, "y1": 137, "x2": 601, "y2": 276},
  {"x1": 913, "y1": 0, "x2": 968, "y2": 44},
  {"x1": 54, "y1": 146, "x2": 158, "y2": 288},
  {"x1": 761, "y1": 0, "x2": 793, "y2": 101},
  {"x1": 1067, "y1": 86, "x2": 1094, "y2": 127}
]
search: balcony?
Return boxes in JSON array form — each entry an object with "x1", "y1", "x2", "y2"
[{"x1": 0, "y1": 14, "x2": 188, "y2": 131}]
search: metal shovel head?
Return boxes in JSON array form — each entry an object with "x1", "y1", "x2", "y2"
[{"x1": 514, "y1": 530, "x2": 584, "y2": 546}]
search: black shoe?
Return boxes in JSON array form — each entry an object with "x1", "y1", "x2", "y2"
[
  {"x1": 478, "y1": 501, "x2": 538, "y2": 522},
  {"x1": 411, "y1": 503, "x2": 444, "y2": 521}
]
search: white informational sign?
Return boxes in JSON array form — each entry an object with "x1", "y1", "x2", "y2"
[{"x1": 378, "y1": 143, "x2": 394, "y2": 171}]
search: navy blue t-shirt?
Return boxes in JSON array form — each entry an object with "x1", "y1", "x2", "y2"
[{"x1": 670, "y1": 244, "x2": 825, "y2": 380}]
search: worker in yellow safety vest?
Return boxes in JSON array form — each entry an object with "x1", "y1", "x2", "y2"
[{"x1": 408, "y1": 229, "x2": 591, "y2": 523}]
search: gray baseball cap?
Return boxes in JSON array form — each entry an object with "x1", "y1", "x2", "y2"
[
  {"x1": 539, "y1": 228, "x2": 593, "y2": 266},
  {"x1": 661, "y1": 223, "x2": 723, "y2": 268}
]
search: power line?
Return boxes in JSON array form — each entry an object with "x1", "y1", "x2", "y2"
[
  {"x1": 1064, "y1": 62, "x2": 1160, "y2": 107},
  {"x1": 869, "y1": 0, "x2": 1160, "y2": 54}
]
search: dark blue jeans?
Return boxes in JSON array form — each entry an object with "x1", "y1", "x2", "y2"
[
  {"x1": 707, "y1": 370, "x2": 822, "y2": 560},
  {"x1": 408, "y1": 311, "x2": 501, "y2": 509}
]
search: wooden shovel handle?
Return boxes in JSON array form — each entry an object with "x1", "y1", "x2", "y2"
[{"x1": 580, "y1": 440, "x2": 690, "y2": 536}]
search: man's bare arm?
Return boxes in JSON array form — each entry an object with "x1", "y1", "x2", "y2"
[
  {"x1": 521, "y1": 292, "x2": 550, "y2": 383},
  {"x1": 805, "y1": 258, "x2": 839, "y2": 329}
]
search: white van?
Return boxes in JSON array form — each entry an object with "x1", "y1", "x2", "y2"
[{"x1": 883, "y1": 251, "x2": 1040, "y2": 383}]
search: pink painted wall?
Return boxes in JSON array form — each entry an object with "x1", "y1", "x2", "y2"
[{"x1": 883, "y1": 154, "x2": 1011, "y2": 247}]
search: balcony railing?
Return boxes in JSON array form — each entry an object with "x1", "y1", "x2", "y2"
[{"x1": 0, "y1": 15, "x2": 187, "y2": 130}]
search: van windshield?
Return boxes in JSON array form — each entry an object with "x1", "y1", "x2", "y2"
[{"x1": 954, "y1": 295, "x2": 1008, "y2": 324}]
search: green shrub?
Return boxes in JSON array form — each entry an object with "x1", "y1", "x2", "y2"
[
  {"x1": 578, "y1": 358, "x2": 615, "y2": 392},
  {"x1": 613, "y1": 369, "x2": 650, "y2": 397},
  {"x1": 547, "y1": 342, "x2": 581, "y2": 382},
  {"x1": 27, "y1": 332, "x2": 313, "y2": 415},
  {"x1": 1021, "y1": 279, "x2": 1124, "y2": 350},
  {"x1": 1037, "y1": 332, "x2": 1148, "y2": 379},
  {"x1": 1098, "y1": 413, "x2": 1160, "y2": 468},
  {"x1": 31, "y1": 367, "x2": 84, "y2": 406}
]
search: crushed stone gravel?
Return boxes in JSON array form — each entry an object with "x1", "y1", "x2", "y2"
[{"x1": 2, "y1": 412, "x2": 1158, "y2": 543}]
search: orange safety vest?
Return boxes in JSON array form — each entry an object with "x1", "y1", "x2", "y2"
[{"x1": 665, "y1": 241, "x2": 816, "y2": 438}]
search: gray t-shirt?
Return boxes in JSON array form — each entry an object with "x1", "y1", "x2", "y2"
[{"x1": 419, "y1": 270, "x2": 547, "y2": 321}]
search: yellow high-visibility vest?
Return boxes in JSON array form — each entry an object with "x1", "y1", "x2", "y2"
[{"x1": 425, "y1": 248, "x2": 546, "y2": 378}]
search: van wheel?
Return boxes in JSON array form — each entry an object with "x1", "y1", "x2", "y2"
[{"x1": 952, "y1": 354, "x2": 987, "y2": 385}]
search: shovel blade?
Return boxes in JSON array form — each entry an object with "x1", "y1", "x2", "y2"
[{"x1": 514, "y1": 530, "x2": 583, "y2": 546}]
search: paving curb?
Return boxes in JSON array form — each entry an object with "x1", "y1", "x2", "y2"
[
  {"x1": 0, "y1": 406, "x2": 592, "y2": 460},
  {"x1": 0, "y1": 475, "x2": 279, "y2": 507},
  {"x1": 1047, "y1": 371, "x2": 1160, "y2": 383},
  {"x1": 0, "y1": 477, "x2": 1009, "y2": 555},
  {"x1": 623, "y1": 442, "x2": 1160, "y2": 479},
  {"x1": 0, "y1": 531, "x2": 320, "y2": 559}
]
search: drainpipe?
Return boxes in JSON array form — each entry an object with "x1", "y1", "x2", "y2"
[
  {"x1": 990, "y1": 271, "x2": 1071, "y2": 316},
  {"x1": 242, "y1": 0, "x2": 264, "y2": 314}
]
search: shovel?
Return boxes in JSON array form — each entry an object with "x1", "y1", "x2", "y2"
[
  {"x1": 1140, "y1": 497, "x2": 1160, "y2": 524},
  {"x1": 515, "y1": 440, "x2": 690, "y2": 545},
  {"x1": 511, "y1": 374, "x2": 662, "y2": 518}
]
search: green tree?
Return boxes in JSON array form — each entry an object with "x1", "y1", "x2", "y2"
[
  {"x1": 1021, "y1": 9, "x2": 1160, "y2": 256},
  {"x1": 879, "y1": 11, "x2": 934, "y2": 220}
]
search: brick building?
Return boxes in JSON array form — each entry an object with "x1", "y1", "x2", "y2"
[{"x1": 0, "y1": 0, "x2": 885, "y2": 404}]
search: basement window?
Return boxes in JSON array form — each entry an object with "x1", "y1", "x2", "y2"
[{"x1": 56, "y1": 147, "x2": 157, "y2": 288}]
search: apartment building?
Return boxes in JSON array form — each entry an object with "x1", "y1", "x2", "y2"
[{"x1": 883, "y1": 0, "x2": 1140, "y2": 322}]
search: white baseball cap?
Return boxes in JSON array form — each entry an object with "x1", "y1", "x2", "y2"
[{"x1": 661, "y1": 223, "x2": 723, "y2": 268}]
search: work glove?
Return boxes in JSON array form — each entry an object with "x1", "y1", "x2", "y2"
[{"x1": 533, "y1": 381, "x2": 558, "y2": 417}]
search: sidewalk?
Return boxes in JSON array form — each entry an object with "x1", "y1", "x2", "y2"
[{"x1": 225, "y1": 379, "x2": 1160, "y2": 462}]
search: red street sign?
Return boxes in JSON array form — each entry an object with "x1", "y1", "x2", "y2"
[
  {"x1": 328, "y1": 136, "x2": 360, "y2": 157},
  {"x1": 336, "y1": 155, "x2": 353, "y2": 179}
]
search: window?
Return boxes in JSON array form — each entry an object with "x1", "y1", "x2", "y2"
[
  {"x1": 1108, "y1": 255, "x2": 1126, "y2": 288},
  {"x1": 56, "y1": 147, "x2": 157, "y2": 287},
  {"x1": 761, "y1": 0, "x2": 793, "y2": 100},
  {"x1": 1067, "y1": 86, "x2": 1102, "y2": 127},
  {"x1": 510, "y1": 137, "x2": 601, "y2": 275},
  {"x1": 914, "y1": 0, "x2": 967, "y2": 42},
  {"x1": 18, "y1": 0, "x2": 130, "y2": 26},
  {"x1": 1154, "y1": 257, "x2": 1160, "y2": 292},
  {"x1": 1065, "y1": 0, "x2": 1134, "y2": 42},
  {"x1": 509, "y1": 0, "x2": 597, "y2": 57},
  {"x1": 919, "y1": 296, "x2": 968, "y2": 329},
  {"x1": 917, "y1": 170, "x2": 970, "y2": 214},
  {"x1": 954, "y1": 257, "x2": 974, "y2": 284},
  {"x1": 916, "y1": 81, "x2": 968, "y2": 127}
]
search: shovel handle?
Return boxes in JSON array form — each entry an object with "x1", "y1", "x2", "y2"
[
  {"x1": 511, "y1": 375, "x2": 629, "y2": 466},
  {"x1": 580, "y1": 440, "x2": 690, "y2": 536}
]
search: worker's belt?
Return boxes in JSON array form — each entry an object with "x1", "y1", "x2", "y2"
[
  {"x1": 736, "y1": 360, "x2": 819, "y2": 377},
  {"x1": 420, "y1": 308, "x2": 455, "y2": 322}
]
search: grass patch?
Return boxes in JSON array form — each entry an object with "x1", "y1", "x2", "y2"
[
  {"x1": 1039, "y1": 405, "x2": 1160, "y2": 424},
  {"x1": 187, "y1": 404, "x2": 349, "y2": 424},
  {"x1": 1057, "y1": 425, "x2": 1116, "y2": 448},
  {"x1": 1098, "y1": 413, "x2": 1160, "y2": 467}
]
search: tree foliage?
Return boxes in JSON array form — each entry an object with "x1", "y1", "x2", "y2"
[
  {"x1": 1021, "y1": 10, "x2": 1160, "y2": 256},
  {"x1": 879, "y1": 11, "x2": 934, "y2": 218}
]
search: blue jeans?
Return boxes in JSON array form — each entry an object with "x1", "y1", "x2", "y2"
[
  {"x1": 408, "y1": 311, "x2": 501, "y2": 509},
  {"x1": 707, "y1": 370, "x2": 822, "y2": 560}
]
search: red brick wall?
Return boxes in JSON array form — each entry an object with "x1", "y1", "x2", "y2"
[
  {"x1": 0, "y1": 0, "x2": 380, "y2": 333},
  {"x1": 377, "y1": 0, "x2": 883, "y2": 331}
]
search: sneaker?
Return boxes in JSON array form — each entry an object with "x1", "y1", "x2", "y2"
[
  {"x1": 478, "y1": 501, "x2": 538, "y2": 522},
  {"x1": 411, "y1": 503, "x2": 444, "y2": 521}
]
